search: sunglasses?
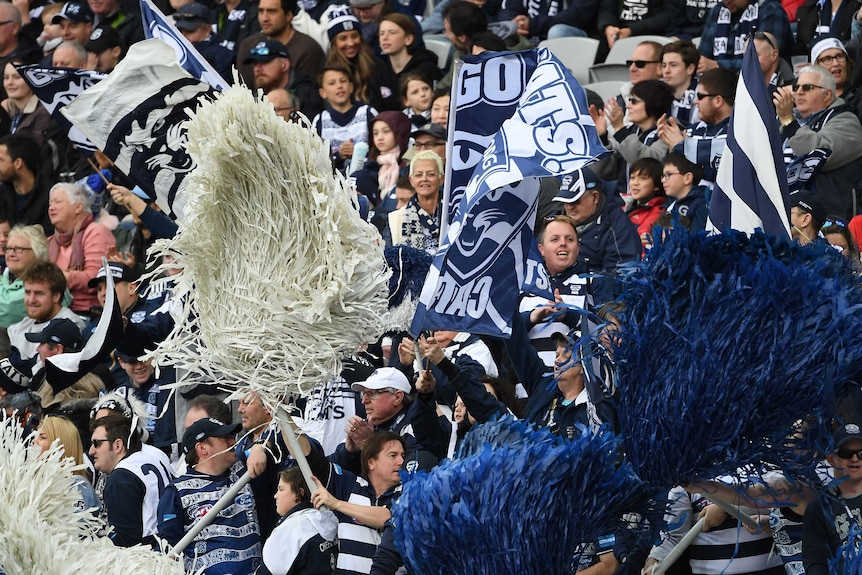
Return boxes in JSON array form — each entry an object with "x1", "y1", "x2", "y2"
[
  {"x1": 696, "y1": 92, "x2": 717, "y2": 100},
  {"x1": 836, "y1": 448, "x2": 862, "y2": 460},
  {"x1": 250, "y1": 46, "x2": 287, "y2": 58},
  {"x1": 823, "y1": 219, "x2": 847, "y2": 228},
  {"x1": 626, "y1": 59, "x2": 660, "y2": 68},
  {"x1": 751, "y1": 30, "x2": 775, "y2": 50},
  {"x1": 628, "y1": 97, "x2": 644, "y2": 105},
  {"x1": 91, "y1": 438, "x2": 113, "y2": 448},
  {"x1": 792, "y1": 83, "x2": 825, "y2": 93}
]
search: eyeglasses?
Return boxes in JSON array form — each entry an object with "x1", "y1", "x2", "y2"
[
  {"x1": 836, "y1": 448, "x2": 862, "y2": 460},
  {"x1": 627, "y1": 97, "x2": 644, "y2": 105},
  {"x1": 0, "y1": 20, "x2": 15, "y2": 27},
  {"x1": 790, "y1": 209, "x2": 807, "y2": 217},
  {"x1": 817, "y1": 52, "x2": 847, "y2": 66},
  {"x1": 91, "y1": 438, "x2": 113, "y2": 448},
  {"x1": 5, "y1": 246, "x2": 32, "y2": 254},
  {"x1": 359, "y1": 388, "x2": 396, "y2": 400},
  {"x1": 751, "y1": 31, "x2": 775, "y2": 50},
  {"x1": 696, "y1": 92, "x2": 717, "y2": 100},
  {"x1": 274, "y1": 106, "x2": 295, "y2": 113},
  {"x1": 792, "y1": 83, "x2": 826, "y2": 93},
  {"x1": 413, "y1": 141, "x2": 445, "y2": 150},
  {"x1": 626, "y1": 59, "x2": 660, "y2": 68},
  {"x1": 661, "y1": 171, "x2": 681, "y2": 180}
]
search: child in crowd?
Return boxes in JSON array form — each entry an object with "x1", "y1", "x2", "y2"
[
  {"x1": 39, "y1": 4, "x2": 64, "y2": 56},
  {"x1": 625, "y1": 158, "x2": 666, "y2": 250},
  {"x1": 401, "y1": 74, "x2": 433, "y2": 127},
  {"x1": 662, "y1": 152, "x2": 708, "y2": 233},
  {"x1": 430, "y1": 90, "x2": 449, "y2": 129},
  {"x1": 350, "y1": 110, "x2": 411, "y2": 206},
  {"x1": 312, "y1": 66, "x2": 377, "y2": 174}
]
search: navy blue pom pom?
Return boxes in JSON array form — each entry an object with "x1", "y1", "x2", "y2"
[
  {"x1": 615, "y1": 229, "x2": 862, "y2": 488},
  {"x1": 384, "y1": 245, "x2": 433, "y2": 309},
  {"x1": 392, "y1": 416, "x2": 659, "y2": 575}
]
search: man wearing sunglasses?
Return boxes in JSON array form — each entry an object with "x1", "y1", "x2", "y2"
[
  {"x1": 802, "y1": 423, "x2": 862, "y2": 575},
  {"x1": 775, "y1": 64, "x2": 862, "y2": 222},
  {"x1": 657, "y1": 67, "x2": 735, "y2": 187}
]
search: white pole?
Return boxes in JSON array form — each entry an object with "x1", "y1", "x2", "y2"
[{"x1": 169, "y1": 471, "x2": 252, "y2": 557}]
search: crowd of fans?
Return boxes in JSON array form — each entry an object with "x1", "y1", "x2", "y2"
[{"x1": 0, "y1": 0, "x2": 861, "y2": 572}]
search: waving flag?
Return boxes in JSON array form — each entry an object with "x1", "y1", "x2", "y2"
[
  {"x1": 62, "y1": 39, "x2": 216, "y2": 222},
  {"x1": 709, "y1": 41, "x2": 791, "y2": 237},
  {"x1": 140, "y1": 0, "x2": 229, "y2": 90},
  {"x1": 411, "y1": 48, "x2": 607, "y2": 337},
  {"x1": 15, "y1": 66, "x2": 104, "y2": 153}
]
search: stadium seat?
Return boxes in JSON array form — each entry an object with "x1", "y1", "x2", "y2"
[
  {"x1": 603, "y1": 34, "x2": 673, "y2": 64},
  {"x1": 538, "y1": 37, "x2": 600, "y2": 85},
  {"x1": 583, "y1": 81, "x2": 625, "y2": 103},
  {"x1": 588, "y1": 63, "x2": 629, "y2": 83},
  {"x1": 425, "y1": 36, "x2": 454, "y2": 71}
]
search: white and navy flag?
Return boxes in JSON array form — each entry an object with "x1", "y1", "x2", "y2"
[
  {"x1": 411, "y1": 48, "x2": 607, "y2": 338},
  {"x1": 140, "y1": 0, "x2": 230, "y2": 91},
  {"x1": 62, "y1": 39, "x2": 216, "y2": 222},
  {"x1": 709, "y1": 40, "x2": 791, "y2": 237},
  {"x1": 15, "y1": 66, "x2": 105, "y2": 153}
]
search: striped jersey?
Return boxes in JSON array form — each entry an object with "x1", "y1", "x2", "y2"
[{"x1": 158, "y1": 461, "x2": 261, "y2": 575}]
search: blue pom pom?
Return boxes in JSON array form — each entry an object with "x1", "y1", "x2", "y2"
[
  {"x1": 384, "y1": 245, "x2": 432, "y2": 308},
  {"x1": 392, "y1": 416, "x2": 660, "y2": 575},
  {"x1": 615, "y1": 229, "x2": 862, "y2": 487}
]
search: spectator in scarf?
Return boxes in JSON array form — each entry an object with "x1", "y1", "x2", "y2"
[{"x1": 47, "y1": 182, "x2": 115, "y2": 317}]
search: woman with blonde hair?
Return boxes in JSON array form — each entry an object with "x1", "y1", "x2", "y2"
[
  {"x1": 34, "y1": 415, "x2": 101, "y2": 514},
  {"x1": 0, "y1": 224, "x2": 49, "y2": 328}
]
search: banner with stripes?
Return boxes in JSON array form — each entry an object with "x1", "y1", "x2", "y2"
[{"x1": 709, "y1": 40, "x2": 791, "y2": 237}]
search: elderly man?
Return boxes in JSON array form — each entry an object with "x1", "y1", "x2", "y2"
[
  {"x1": 332, "y1": 366, "x2": 448, "y2": 476},
  {"x1": 242, "y1": 39, "x2": 323, "y2": 118},
  {"x1": 552, "y1": 167, "x2": 640, "y2": 274},
  {"x1": 236, "y1": 0, "x2": 325, "y2": 88},
  {"x1": 52, "y1": 41, "x2": 89, "y2": 68},
  {"x1": 775, "y1": 64, "x2": 862, "y2": 222},
  {"x1": 265, "y1": 87, "x2": 299, "y2": 122},
  {"x1": 698, "y1": 0, "x2": 792, "y2": 71}
]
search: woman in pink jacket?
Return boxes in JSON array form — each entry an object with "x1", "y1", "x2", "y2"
[{"x1": 47, "y1": 182, "x2": 115, "y2": 316}]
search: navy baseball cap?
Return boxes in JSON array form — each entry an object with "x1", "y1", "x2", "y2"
[
  {"x1": 182, "y1": 417, "x2": 241, "y2": 453},
  {"x1": 87, "y1": 262, "x2": 140, "y2": 288},
  {"x1": 834, "y1": 423, "x2": 862, "y2": 449},
  {"x1": 85, "y1": 26, "x2": 122, "y2": 53},
  {"x1": 244, "y1": 40, "x2": 290, "y2": 64},
  {"x1": 24, "y1": 318, "x2": 84, "y2": 352},
  {"x1": 553, "y1": 167, "x2": 602, "y2": 204},
  {"x1": 52, "y1": 1, "x2": 94, "y2": 24},
  {"x1": 173, "y1": 2, "x2": 211, "y2": 31},
  {"x1": 410, "y1": 123, "x2": 446, "y2": 142}
]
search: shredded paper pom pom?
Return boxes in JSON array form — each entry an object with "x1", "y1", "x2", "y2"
[
  {"x1": 0, "y1": 418, "x2": 186, "y2": 574},
  {"x1": 149, "y1": 87, "x2": 391, "y2": 398}
]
